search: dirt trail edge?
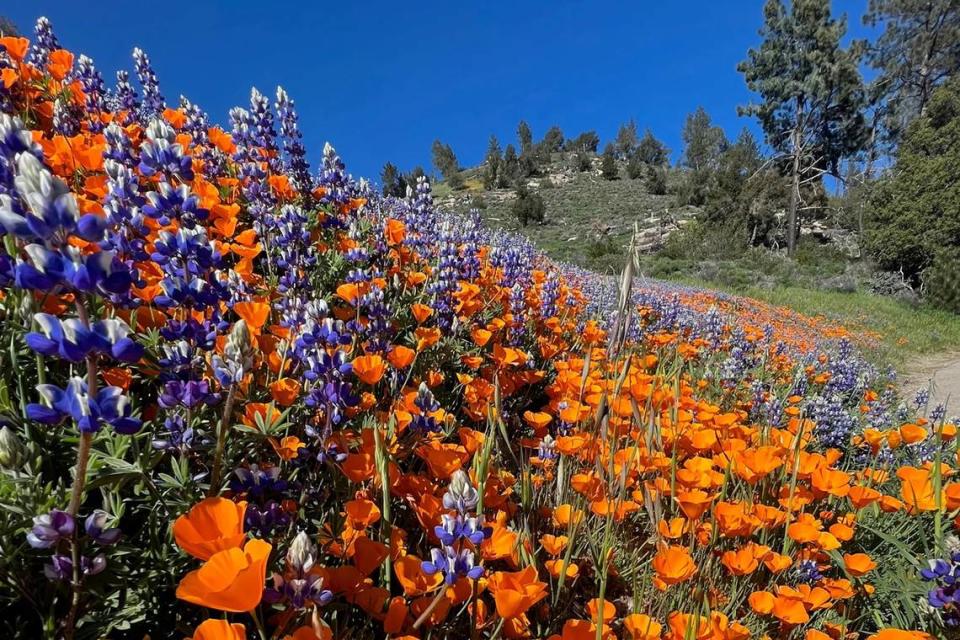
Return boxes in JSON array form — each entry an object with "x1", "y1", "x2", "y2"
[{"x1": 900, "y1": 351, "x2": 960, "y2": 414}]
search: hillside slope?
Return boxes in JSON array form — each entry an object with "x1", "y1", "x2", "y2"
[{"x1": 434, "y1": 158, "x2": 700, "y2": 272}]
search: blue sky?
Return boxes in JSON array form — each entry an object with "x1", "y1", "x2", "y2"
[{"x1": 5, "y1": 1, "x2": 875, "y2": 182}]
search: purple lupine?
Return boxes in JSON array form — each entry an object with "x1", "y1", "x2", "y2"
[
  {"x1": 265, "y1": 531, "x2": 334, "y2": 609},
  {"x1": 75, "y1": 55, "x2": 106, "y2": 131},
  {"x1": 423, "y1": 470, "x2": 488, "y2": 585},
  {"x1": 921, "y1": 552, "x2": 960, "y2": 626},
  {"x1": 132, "y1": 48, "x2": 165, "y2": 120},
  {"x1": 275, "y1": 87, "x2": 311, "y2": 198},
  {"x1": 26, "y1": 17, "x2": 61, "y2": 68}
]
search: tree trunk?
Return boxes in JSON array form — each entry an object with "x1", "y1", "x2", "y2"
[{"x1": 786, "y1": 96, "x2": 807, "y2": 256}]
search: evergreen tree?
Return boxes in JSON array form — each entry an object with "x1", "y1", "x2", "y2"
[
  {"x1": 644, "y1": 165, "x2": 668, "y2": 195},
  {"x1": 0, "y1": 15, "x2": 18, "y2": 36},
  {"x1": 615, "y1": 119, "x2": 639, "y2": 159},
  {"x1": 501, "y1": 144, "x2": 521, "y2": 187},
  {"x1": 565, "y1": 131, "x2": 600, "y2": 154},
  {"x1": 431, "y1": 139, "x2": 463, "y2": 189},
  {"x1": 637, "y1": 129, "x2": 670, "y2": 166},
  {"x1": 406, "y1": 165, "x2": 426, "y2": 189},
  {"x1": 380, "y1": 162, "x2": 406, "y2": 197},
  {"x1": 739, "y1": 0, "x2": 867, "y2": 254},
  {"x1": 704, "y1": 128, "x2": 764, "y2": 226},
  {"x1": 680, "y1": 107, "x2": 728, "y2": 205},
  {"x1": 865, "y1": 0, "x2": 960, "y2": 150},
  {"x1": 512, "y1": 185, "x2": 545, "y2": 227},
  {"x1": 483, "y1": 135, "x2": 502, "y2": 189},
  {"x1": 626, "y1": 155, "x2": 644, "y2": 179},
  {"x1": 865, "y1": 78, "x2": 960, "y2": 286},
  {"x1": 541, "y1": 126, "x2": 565, "y2": 154},
  {"x1": 600, "y1": 143, "x2": 619, "y2": 180},
  {"x1": 517, "y1": 120, "x2": 533, "y2": 154}
]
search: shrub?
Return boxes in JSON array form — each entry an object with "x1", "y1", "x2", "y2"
[
  {"x1": 625, "y1": 155, "x2": 644, "y2": 179},
  {"x1": 512, "y1": 186, "x2": 545, "y2": 226},
  {"x1": 600, "y1": 143, "x2": 618, "y2": 180},
  {"x1": 923, "y1": 247, "x2": 960, "y2": 313},
  {"x1": 644, "y1": 164, "x2": 667, "y2": 194},
  {"x1": 865, "y1": 78, "x2": 960, "y2": 283}
]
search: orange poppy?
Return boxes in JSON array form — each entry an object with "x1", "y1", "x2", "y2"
[
  {"x1": 176, "y1": 539, "x2": 271, "y2": 612},
  {"x1": 651, "y1": 545, "x2": 696, "y2": 589},
  {"x1": 188, "y1": 619, "x2": 247, "y2": 640},
  {"x1": 173, "y1": 498, "x2": 248, "y2": 561},
  {"x1": 623, "y1": 614, "x2": 662, "y2": 640},
  {"x1": 487, "y1": 566, "x2": 548, "y2": 619},
  {"x1": 352, "y1": 354, "x2": 386, "y2": 385},
  {"x1": 843, "y1": 553, "x2": 876, "y2": 577},
  {"x1": 269, "y1": 378, "x2": 301, "y2": 406},
  {"x1": 387, "y1": 345, "x2": 416, "y2": 369},
  {"x1": 897, "y1": 466, "x2": 939, "y2": 512}
]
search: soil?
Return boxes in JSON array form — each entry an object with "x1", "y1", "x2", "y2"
[{"x1": 900, "y1": 352, "x2": 960, "y2": 413}]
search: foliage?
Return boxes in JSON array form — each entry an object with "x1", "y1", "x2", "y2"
[
  {"x1": 512, "y1": 185, "x2": 545, "y2": 226},
  {"x1": 600, "y1": 143, "x2": 618, "y2": 180},
  {"x1": 739, "y1": 0, "x2": 868, "y2": 253},
  {"x1": 517, "y1": 119, "x2": 533, "y2": 154},
  {"x1": 636, "y1": 129, "x2": 670, "y2": 167},
  {"x1": 679, "y1": 107, "x2": 726, "y2": 206},
  {"x1": 431, "y1": 139, "x2": 463, "y2": 188},
  {"x1": 864, "y1": 0, "x2": 960, "y2": 149},
  {"x1": 615, "y1": 119, "x2": 639, "y2": 159},
  {"x1": 923, "y1": 247, "x2": 960, "y2": 313},
  {"x1": 380, "y1": 161, "x2": 406, "y2": 197},
  {"x1": 565, "y1": 130, "x2": 600, "y2": 154},
  {"x1": 540, "y1": 125, "x2": 564, "y2": 154},
  {"x1": 865, "y1": 78, "x2": 960, "y2": 282},
  {"x1": 482, "y1": 135, "x2": 502, "y2": 190},
  {"x1": 644, "y1": 164, "x2": 667, "y2": 195}
]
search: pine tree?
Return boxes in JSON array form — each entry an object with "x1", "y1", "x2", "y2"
[
  {"x1": 406, "y1": 165, "x2": 426, "y2": 190},
  {"x1": 866, "y1": 77, "x2": 960, "y2": 285},
  {"x1": 637, "y1": 129, "x2": 670, "y2": 167},
  {"x1": 501, "y1": 144, "x2": 521, "y2": 187},
  {"x1": 681, "y1": 107, "x2": 727, "y2": 205},
  {"x1": 541, "y1": 126, "x2": 565, "y2": 154},
  {"x1": 431, "y1": 139, "x2": 463, "y2": 189},
  {"x1": 705, "y1": 128, "x2": 763, "y2": 224},
  {"x1": 380, "y1": 162, "x2": 405, "y2": 197},
  {"x1": 565, "y1": 131, "x2": 600, "y2": 154},
  {"x1": 644, "y1": 165, "x2": 668, "y2": 195},
  {"x1": 615, "y1": 119, "x2": 639, "y2": 159},
  {"x1": 739, "y1": 0, "x2": 867, "y2": 254},
  {"x1": 865, "y1": 0, "x2": 960, "y2": 150},
  {"x1": 0, "y1": 15, "x2": 18, "y2": 36},
  {"x1": 483, "y1": 135, "x2": 502, "y2": 189},
  {"x1": 517, "y1": 120, "x2": 533, "y2": 155},
  {"x1": 600, "y1": 143, "x2": 618, "y2": 180}
]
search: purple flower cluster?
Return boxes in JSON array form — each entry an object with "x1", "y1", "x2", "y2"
[
  {"x1": 26, "y1": 509, "x2": 120, "y2": 581},
  {"x1": 422, "y1": 470, "x2": 488, "y2": 585},
  {"x1": 922, "y1": 552, "x2": 960, "y2": 626}
]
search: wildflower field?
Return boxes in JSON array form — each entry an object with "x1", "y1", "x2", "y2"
[{"x1": 1, "y1": 17, "x2": 958, "y2": 640}]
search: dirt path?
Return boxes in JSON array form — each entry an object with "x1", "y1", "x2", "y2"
[{"x1": 900, "y1": 351, "x2": 960, "y2": 413}]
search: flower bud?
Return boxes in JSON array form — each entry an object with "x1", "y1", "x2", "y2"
[
  {"x1": 443, "y1": 469, "x2": 479, "y2": 514},
  {"x1": 0, "y1": 425, "x2": 25, "y2": 469},
  {"x1": 286, "y1": 530, "x2": 316, "y2": 574}
]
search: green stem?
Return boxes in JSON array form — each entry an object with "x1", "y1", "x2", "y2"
[{"x1": 209, "y1": 385, "x2": 237, "y2": 497}]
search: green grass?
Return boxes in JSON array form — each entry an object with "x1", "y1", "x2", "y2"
[
  {"x1": 678, "y1": 277, "x2": 960, "y2": 365},
  {"x1": 442, "y1": 167, "x2": 699, "y2": 273}
]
